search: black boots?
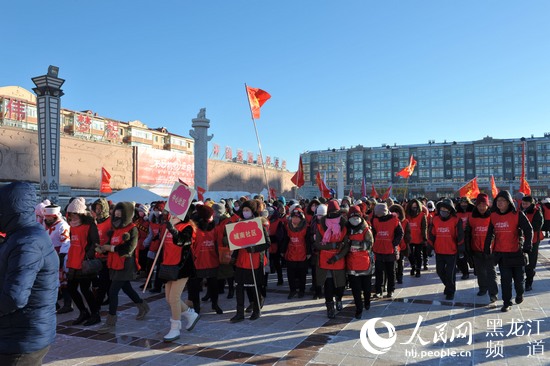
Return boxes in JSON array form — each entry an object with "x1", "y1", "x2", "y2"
[
  {"x1": 72, "y1": 310, "x2": 90, "y2": 325},
  {"x1": 83, "y1": 312, "x2": 101, "y2": 326},
  {"x1": 326, "y1": 302, "x2": 335, "y2": 319}
]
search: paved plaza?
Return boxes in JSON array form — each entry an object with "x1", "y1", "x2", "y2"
[{"x1": 44, "y1": 239, "x2": 550, "y2": 366}]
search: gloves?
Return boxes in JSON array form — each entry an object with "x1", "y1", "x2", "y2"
[{"x1": 327, "y1": 255, "x2": 339, "y2": 265}]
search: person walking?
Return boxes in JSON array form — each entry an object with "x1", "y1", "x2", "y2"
[
  {"x1": 520, "y1": 196, "x2": 543, "y2": 292},
  {"x1": 0, "y1": 182, "x2": 59, "y2": 366}
]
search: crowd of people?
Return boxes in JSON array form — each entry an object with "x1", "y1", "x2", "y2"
[{"x1": 2, "y1": 180, "x2": 549, "y2": 365}]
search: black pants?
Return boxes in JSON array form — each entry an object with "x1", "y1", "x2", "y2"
[
  {"x1": 94, "y1": 262, "x2": 111, "y2": 308},
  {"x1": 456, "y1": 255, "x2": 469, "y2": 276},
  {"x1": 67, "y1": 277, "x2": 98, "y2": 315},
  {"x1": 269, "y1": 252, "x2": 283, "y2": 283},
  {"x1": 436, "y1": 254, "x2": 457, "y2": 295},
  {"x1": 498, "y1": 265, "x2": 524, "y2": 306},
  {"x1": 349, "y1": 275, "x2": 371, "y2": 309},
  {"x1": 108, "y1": 280, "x2": 143, "y2": 315},
  {"x1": 472, "y1": 252, "x2": 498, "y2": 296},
  {"x1": 0, "y1": 346, "x2": 50, "y2": 366},
  {"x1": 375, "y1": 260, "x2": 395, "y2": 294},
  {"x1": 525, "y1": 242, "x2": 539, "y2": 286},
  {"x1": 395, "y1": 257, "x2": 404, "y2": 282},
  {"x1": 323, "y1": 277, "x2": 344, "y2": 303},
  {"x1": 189, "y1": 277, "x2": 219, "y2": 308},
  {"x1": 287, "y1": 262, "x2": 307, "y2": 292},
  {"x1": 235, "y1": 283, "x2": 260, "y2": 314},
  {"x1": 409, "y1": 243, "x2": 423, "y2": 271}
]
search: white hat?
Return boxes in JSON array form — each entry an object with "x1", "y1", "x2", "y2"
[
  {"x1": 289, "y1": 203, "x2": 300, "y2": 214},
  {"x1": 67, "y1": 197, "x2": 87, "y2": 214},
  {"x1": 43, "y1": 205, "x2": 61, "y2": 216},
  {"x1": 34, "y1": 199, "x2": 51, "y2": 216},
  {"x1": 316, "y1": 204, "x2": 328, "y2": 216}
]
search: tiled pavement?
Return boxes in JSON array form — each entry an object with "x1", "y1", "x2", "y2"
[{"x1": 45, "y1": 239, "x2": 550, "y2": 366}]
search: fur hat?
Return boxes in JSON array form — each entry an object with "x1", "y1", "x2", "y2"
[
  {"x1": 240, "y1": 200, "x2": 260, "y2": 217},
  {"x1": 316, "y1": 204, "x2": 328, "y2": 216},
  {"x1": 327, "y1": 200, "x2": 340, "y2": 214},
  {"x1": 195, "y1": 204, "x2": 214, "y2": 221},
  {"x1": 374, "y1": 203, "x2": 389, "y2": 217},
  {"x1": 67, "y1": 197, "x2": 87, "y2": 214}
]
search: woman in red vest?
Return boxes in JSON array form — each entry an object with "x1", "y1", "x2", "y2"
[
  {"x1": 160, "y1": 212, "x2": 200, "y2": 342},
  {"x1": 405, "y1": 199, "x2": 428, "y2": 278},
  {"x1": 465, "y1": 193, "x2": 497, "y2": 303},
  {"x1": 213, "y1": 202, "x2": 235, "y2": 299},
  {"x1": 65, "y1": 197, "x2": 101, "y2": 326},
  {"x1": 484, "y1": 191, "x2": 533, "y2": 312},
  {"x1": 281, "y1": 207, "x2": 311, "y2": 299},
  {"x1": 314, "y1": 200, "x2": 349, "y2": 319},
  {"x1": 372, "y1": 203, "x2": 403, "y2": 299},
  {"x1": 97, "y1": 201, "x2": 149, "y2": 333},
  {"x1": 520, "y1": 196, "x2": 544, "y2": 292},
  {"x1": 229, "y1": 200, "x2": 270, "y2": 322},
  {"x1": 456, "y1": 197, "x2": 475, "y2": 279},
  {"x1": 345, "y1": 206, "x2": 374, "y2": 319},
  {"x1": 91, "y1": 198, "x2": 112, "y2": 310},
  {"x1": 428, "y1": 199, "x2": 464, "y2": 301},
  {"x1": 389, "y1": 204, "x2": 410, "y2": 285}
]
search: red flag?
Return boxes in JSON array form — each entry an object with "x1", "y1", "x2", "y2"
[
  {"x1": 519, "y1": 141, "x2": 531, "y2": 195},
  {"x1": 396, "y1": 155, "x2": 417, "y2": 178},
  {"x1": 361, "y1": 175, "x2": 367, "y2": 197},
  {"x1": 246, "y1": 85, "x2": 271, "y2": 119},
  {"x1": 371, "y1": 183, "x2": 379, "y2": 199},
  {"x1": 490, "y1": 175, "x2": 499, "y2": 199},
  {"x1": 458, "y1": 177, "x2": 480, "y2": 199},
  {"x1": 269, "y1": 187, "x2": 277, "y2": 200},
  {"x1": 381, "y1": 186, "x2": 392, "y2": 200},
  {"x1": 315, "y1": 172, "x2": 331, "y2": 199},
  {"x1": 197, "y1": 186, "x2": 206, "y2": 201},
  {"x1": 290, "y1": 157, "x2": 305, "y2": 187},
  {"x1": 100, "y1": 167, "x2": 112, "y2": 193}
]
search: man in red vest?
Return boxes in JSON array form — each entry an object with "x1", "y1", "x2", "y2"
[{"x1": 520, "y1": 196, "x2": 543, "y2": 292}]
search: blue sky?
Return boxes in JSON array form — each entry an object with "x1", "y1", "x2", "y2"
[{"x1": 2, "y1": 1, "x2": 550, "y2": 172}]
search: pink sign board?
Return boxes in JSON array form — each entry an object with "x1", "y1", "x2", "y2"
[
  {"x1": 225, "y1": 218, "x2": 266, "y2": 250},
  {"x1": 165, "y1": 181, "x2": 196, "y2": 220}
]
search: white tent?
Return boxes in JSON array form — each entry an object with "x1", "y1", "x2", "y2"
[{"x1": 107, "y1": 186, "x2": 166, "y2": 204}]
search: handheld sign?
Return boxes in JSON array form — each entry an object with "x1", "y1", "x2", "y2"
[
  {"x1": 225, "y1": 217, "x2": 266, "y2": 250},
  {"x1": 165, "y1": 180, "x2": 196, "y2": 220}
]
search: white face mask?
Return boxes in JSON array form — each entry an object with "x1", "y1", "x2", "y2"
[
  {"x1": 349, "y1": 217, "x2": 362, "y2": 226},
  {"x1": 242, "y1": 211, "x2": 253, "y2": 219}
]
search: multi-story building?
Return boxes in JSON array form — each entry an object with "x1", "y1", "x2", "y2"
[{"x1": 301, "y1": 135, "x2": 550, "y2": 199}]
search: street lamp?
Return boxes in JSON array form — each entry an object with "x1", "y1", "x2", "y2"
[{"x1": 32, "y1": 65, "x2": 65, "y2": 203}]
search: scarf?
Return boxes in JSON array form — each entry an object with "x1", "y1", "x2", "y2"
[{"x1": 323, "y1": 217, "x2": 342, "y2": 243}]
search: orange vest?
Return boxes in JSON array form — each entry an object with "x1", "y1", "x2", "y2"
[
  {"x1": 407, "y1": 213, "x2": 425, "y2": 244},
  {"x1": 490, "y1": 211, "x2": 520, "y2": 253},
  {"x1": 67, "y1": 224, "x2": 90, "y2": 270},
  {"x1": 346, "y1": 230, "x2": 372, "y2": 271},
  {"x1": 107, "y1": 224, "x2": 135, "y2": 270},
  {"x1": 163, "y1": 222, "x2": 193, "y2": 266},
  {"x1": 235, "y1": 249, "x2": 262, "y2": 270},
  {"x1": 285, "y1": 225, "x2": 307, "y2": 262},
  {"x1": 431, "y1": 216, "x2": 459, "y2": 255},
  {"x1": 372, "y1": 216, "x2": 399, "y2": 255},
  {"x1": 468, "y1": 215, "x2": 491, "y2": 253},
  {"x1": 192, "y1": 227, "x2": 219, "y2": 270}
]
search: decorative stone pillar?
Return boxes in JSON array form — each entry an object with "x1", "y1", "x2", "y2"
[
  {"x1": 189, "y1": 108, "x2": 213, "y2": 191},
  {"x1": 32, "y1": 66, "x2": 64, "y2": 203}
]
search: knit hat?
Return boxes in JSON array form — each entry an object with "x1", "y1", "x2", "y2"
[
  {"x1": 212, "y1": 202, "x2": 226, "y2": 216},
  {"x1": 475, "y1": 193, "x2": 489, "y2": 206},
  {"x1": 348, "y1": 206, "x2": 362, "y2": 218},
  {"x1": 43, "y1": 205, "x2": 61, "y2": 216},
  {"x1": 67, "y1": 197, "x2": 87, "y2": 214},
  {"x1": 290, "y1": 207, "x2": 305, "y2": 219},
  {"x1": 277, "y1": 196, "x2": 286, "y2": 206},
  {"x1": 195, "y1": 204, "x2": 214, "y2": 221},
  {"x1": 240, "y1": 200, "x2": 260, "y2": 217},
  {"x1": 136, "y1": 203, "x2": 150, "y2": 216},
  {"x1": 374, "y1": 203, "x2": 389, "y2": 217},
  {"x1": 327, "y1": 200, "x2": 340, "y2": 214},
  {"x1": 522, "y1": 195, "x2": 534, "y2": 203},
  {"x1": 316, "y1": 204, "x2": 328, "y2": 216},
  {"x1": 35, "y1": 199, "x2": 51, "y2": 216}
]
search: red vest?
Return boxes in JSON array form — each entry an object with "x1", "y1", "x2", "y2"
[
  {"x1": 407, "y1": 213, "x2": 425, "y2": 244},
  {"x1": 431, "y1": 216, "x2": 459, "y2": 255},
  {"x1": 285, "y1": 225, "x2": 307, "y2": 262},
  {"x1": 149, "y1": 222, "x2": 162, "y2": 252},
  {"x1": 372, "y1": 216, "x2": 399, "y2": 255},
  {"x1": 107, "y1": 224, "x2": 135, "y2": 270},
  {"x1": 317, "y1": 224, "x2": 347, "y2": 270},
  {"x1": 398, "y1": 219, "x2": 409, "y2": 251},
  {"x1": 95, "y1": 218, "x2": 111, "y2": 259},
  {"x1": 236, "y1": 249, "x2": 262, "y2": 270},
  {"x1": 468, "y1": 215, "x2": 491, "y2": 253},
  {"x1": 456, "y1": 211, "x2": 471, "y2": 227},
  {"x1": 163, "y1": 222, "x2": 193, "y2": 266},
  {"x1": 67, "y1": 224, "x2": 90, "y2": 270},
  {"x1": 543, "y1": 205, "x2": 550, "y2": 221},
  {"x1": 490, "y1": 211, "x2": 520, "y2": 253},
  {"x1": 346, "y1": 230, "x2": 372, "y2": 271},
  {"x1": 192, "y1": 227, "x2": 219, "y2": 270},
  {"x1": 525, "y1": 208, "x2": 543, "y2": 243}
]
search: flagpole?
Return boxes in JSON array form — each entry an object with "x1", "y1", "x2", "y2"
[{"x1": 245, "y1": 83, "x2": 271, "y2": 197}]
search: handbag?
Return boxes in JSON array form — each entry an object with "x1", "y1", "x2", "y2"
[
  {"x1": 158, "y1": 264, "x2": 182, "y2": 281},
  {"x1": 81, "y1": 258, "x2": 103, "y2": 276}
]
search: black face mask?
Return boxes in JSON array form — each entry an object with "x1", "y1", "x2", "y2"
[
  {"x1": 112, "y1": 218, "x2": 122, "y2": 228},
  {"x1": 411, "y1": 208, "x2": 419, "y2": 215},
  {"x1": 439, "y1": 211, "x2": 450, "y2": 219}
]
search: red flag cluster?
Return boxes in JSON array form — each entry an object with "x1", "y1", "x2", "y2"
[
  {"x1": 246, "y1": 86, "x2": 271, "y2": 119},
  {"x1": 100, "y1": 167, "x2": 112, "y2": 193}
]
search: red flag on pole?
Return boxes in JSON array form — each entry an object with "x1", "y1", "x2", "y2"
[
  {"x1": 100, "y1": 167, "x2": 112, "y2": 193},
  {"x1": 316, "y1": 172, "x2": 331, "y2": 199},
  {"x1": 381, "y1": 185, "x2": 392, "y2": 200},
  {"x1": 246, "y1": 86, "x2": 271, "y2": 119},
  {"x1": 490, "y1": 175, "x2": 499, "y2": 199},
  {"x1": 458, "y1": 177, "x2": 480, "y2": 199},
  {"x1": 519, "y1": 141, "x2": 531, "y2": 195},
  {"x1": 371, "y1": 183, "x2": 379, "y2": 199},
  {"x1": 197, "y1": 186, "x2": 206, "y2": 201},
  {"x1": 269, "y1": 187, "x2": 277, "y2": 200},
  {"x1": 290, "y1": 157, "x2": 305, "y2": 187},
  {"x1": 396, "y1": 155, "x2": 417, "y2": 178}
]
